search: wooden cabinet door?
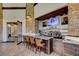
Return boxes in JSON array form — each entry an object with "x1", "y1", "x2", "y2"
[{"x1": 53, "y1": 39, "x2": 64, "y2": 55}]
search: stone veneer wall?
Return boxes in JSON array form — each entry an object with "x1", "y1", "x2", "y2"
[
  {"x1": 0, "y1": 3, "x2": 3, "y2": 42},
  {"x1": 26, "y1": 3, "x2": 37, "y2": 34},
  {"x1": 35, "y1": 19, "x2": 39, "y2": 33},
  {"x1": 68, "y1": 3, "x2": 79, "y2": 36}
]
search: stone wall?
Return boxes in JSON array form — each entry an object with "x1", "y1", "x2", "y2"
[
  {"x1": 0, "y1": 3, "x2": 3, "y2": 19},
  {"x1": 0, "y1": 3, "x2": 3, "y2": 42},
  {"x1": 68, "y1": 3, "x2": 79, "y2": 36},
  {"x1": 26, "y1": 3, "x2": 37, "y2": 34}
]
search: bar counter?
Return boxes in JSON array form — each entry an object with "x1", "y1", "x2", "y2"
[
  {"x1": 23, "y1": 33, "x2": 53, "y2": 54},
  {"x1": 23, "y1": 34, "x2": 53, "y2": 40}
]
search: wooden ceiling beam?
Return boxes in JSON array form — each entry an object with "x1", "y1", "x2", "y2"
[
  {"x1": 34, "y1": 3, "x2": 38, "y2": 6},
  {"x1": 36, "y1": 6, "x2": 68, "y2": 21},
  {"x1": 2, "y1": 7, "x2": 26, "y2": 9}
]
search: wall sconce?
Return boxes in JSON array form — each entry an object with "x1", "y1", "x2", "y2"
[{"x1": 26, "y1": 15, "x2": 32, "y2": 19}]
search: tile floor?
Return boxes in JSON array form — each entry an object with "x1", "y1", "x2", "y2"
[{"x1": 0, "y1": 42, "x2": 59, "y2": 56}]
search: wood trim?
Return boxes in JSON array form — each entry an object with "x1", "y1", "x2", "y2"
[
  {"x1": 0, "y1": 41, "x2": 15, "y2": 43},
  {"x1": 0, "y1": 20, "x2": 3, "y2": 33},
  {"x1": 2, "y1": 7, "x2": 26, "y2": 9},
  {"x1": 0, "y1": 20, "x2": 3, "y2": 24},
  {"x1": 7, "y1": 22, "x2": 18, "y2": 25},
  {"x1": 34, "y1": 3, "x2": 38, "y2": 6},
  {"x1": 36, "y1": 6, "x2": 68, "y2": 21}
]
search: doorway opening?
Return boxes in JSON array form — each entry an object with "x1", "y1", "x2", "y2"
[
  {"x1": 7, "y1": 22, "x2": 18, "y2": 42},
  {"x1": 7, "y1": 21, "x2": 22, "y2": 44}
]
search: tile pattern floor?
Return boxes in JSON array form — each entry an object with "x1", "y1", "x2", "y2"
[{"x1": 0, "y1": 43, "x2": 59, "y2": 56}]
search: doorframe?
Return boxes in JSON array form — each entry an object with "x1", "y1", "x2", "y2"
[{"x1": 6, "y1": 22, "x2": 18, "y2": 42}]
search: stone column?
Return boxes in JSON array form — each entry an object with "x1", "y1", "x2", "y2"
[
  {"x1": 0, "y1": 3, "x2": 3, "y2": 42},
  {"x1": 35, "y1": 19, "x2": 39, "y2": 33},
  {"x1": 68, "y1": 3, "x2": 79, "y2": 36},
  {"x1": 26, "y1": 3, "x2": 36, "y2": 34}
]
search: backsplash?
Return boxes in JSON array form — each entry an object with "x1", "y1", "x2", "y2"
[{"x1": 39, "y1": 29, "x2": 62, "y2": 38}]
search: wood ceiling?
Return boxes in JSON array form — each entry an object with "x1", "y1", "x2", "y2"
[{"x1": 36, "y1": 6, "x2": 68, "y2": 21}]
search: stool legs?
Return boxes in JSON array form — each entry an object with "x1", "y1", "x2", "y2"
[
  {"x1": 35, "y1": 47, "x2": 41, "y2": 56},
  {"x1": 30, "y1": 44, "x2": 35, "y2": 51}
]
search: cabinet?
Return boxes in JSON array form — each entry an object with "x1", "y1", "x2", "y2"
[
  {"x1": 64, "y1": 36, "x2": 79, "y2": 56},
  {"x1": 64, "y1": 43, "x2": 79, "y2": 56},
  {"x1": 53, "y1": 39, "x2": 64, "y2": 55}
]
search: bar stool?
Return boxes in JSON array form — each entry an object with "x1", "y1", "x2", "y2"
[
  {"x1": 30, "y1": 36, "x2": 35, "y2": 51},
  {"x1": 23, "y1": 36, "x2": 27, "y2": 46},
  {"x1": 35, "y1": 38, "x2": 45, "y2": 55},
  {"x1": 25, "y1": 36, "x2": 30, "y2": 49}
]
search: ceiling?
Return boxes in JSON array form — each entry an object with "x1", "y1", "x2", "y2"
[
  {"x1": 3, "y1": 3, "x2": 26, "y2": 7},
  {"x1": 34, "y1": 3, "x2": 67, "y2": 18}
]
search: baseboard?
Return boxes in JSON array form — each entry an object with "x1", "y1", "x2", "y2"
[{"x1": 0, "y1": 41, "x2": 15, "y2": 43}]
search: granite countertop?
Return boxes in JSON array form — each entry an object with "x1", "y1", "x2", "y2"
[
  {"x1": 66, "y1": 35, "x2": 79, "y2": 37},
  {"x1": 63, "y1": 36, "x2": 79, "y2": 45},
  {"x1": 23, "y1": 33, "x2": 53, "y2": 40},
  {"x1": 34, "y1": 35, "x2": 53, "y2": 40},
  {"x1": 63, "y1": 40, "x2": 79, "y2": 45}
]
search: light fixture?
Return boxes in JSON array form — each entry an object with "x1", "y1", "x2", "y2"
[{"x1": 26, "y1": 15, "x2": 32, "y2": 19}]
